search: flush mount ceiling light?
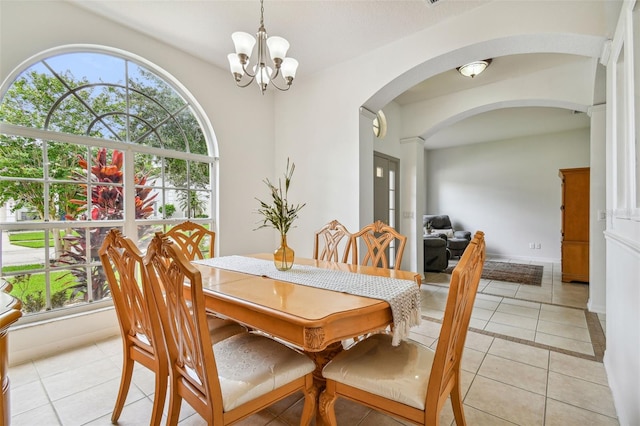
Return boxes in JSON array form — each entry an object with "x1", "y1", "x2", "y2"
[
  {"x1": 227, "y1": 0, "x2": 298, "y2": 95},
  {"x1": 457, "y1": 59, "x2": 492, "y2": 78}
]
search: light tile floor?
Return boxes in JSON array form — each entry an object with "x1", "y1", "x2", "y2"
[
  {"x1": 423, "y1": 258, "x2": 598, "y2": 358},
  {"x1": 10, "y1": 259, "x2": 618, "y2": 425}
]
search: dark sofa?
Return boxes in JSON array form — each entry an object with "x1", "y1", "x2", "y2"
[
  {"x1": 423, "y1": 214, "x2": 472, "y2": 258},
  {"x1": 423, "y1": 235, "x2": 450, "y2": 272}
]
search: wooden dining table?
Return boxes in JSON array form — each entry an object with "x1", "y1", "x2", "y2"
[{"x1": 192, "y1": 253, "x2": 422, "y2": 424}]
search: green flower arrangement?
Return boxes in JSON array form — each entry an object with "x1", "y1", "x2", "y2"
[{"x1": 255, "y1": 158, "x2": 306, "y2": 237}]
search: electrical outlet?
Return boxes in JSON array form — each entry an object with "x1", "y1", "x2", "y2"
[{"x1": 536, "y1": 243, "x2": 541, "y2": 249}]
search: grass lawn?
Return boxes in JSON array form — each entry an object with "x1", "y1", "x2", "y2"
[
  {"x1": 8, "y1": 231, "x2": 54, "y2": 249},
  {"x1": 8, "y1": 230, "x2": 73, "y2": 249},
  {"x1": 8, "y1": 271, "x2": 73, "y2": 295},
  {"x1": 8, "y1": 232, "x2": 48, "y2": 242},
  {"x1": 2, "y1": 264, "x2": 75, "y2": 308}
]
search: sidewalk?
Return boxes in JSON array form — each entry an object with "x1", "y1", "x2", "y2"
[{"x1": 1, "y1": 231, "x2": 53, "y2": 267}]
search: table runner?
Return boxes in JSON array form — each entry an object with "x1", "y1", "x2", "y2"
[{"x1": 193, "y1": 255, "x2": 421, "y2": 346}]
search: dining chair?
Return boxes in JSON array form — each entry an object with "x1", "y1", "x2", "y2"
[
  {"x1": 165, "y1": 220, "x2": 252, "y2": 327},
  {"x1": 98, "y1": 228, "x2": 168, "y2": 426},
  {"x1": 100, "y1": 229, "x2": 246, "y2": 425},
  {"x1": 165, "y1": 220, "x2": 216, "y2": 260},
  {"x1": 320, "y1": 231, "x2": 486, "y2": 426},
  {"x1": 143, "y1": 233, "x2": 317, "y2": 426},
  {"x1": 347, "y1": 220, "x2": 407, "y2": 270},
  {"x1": 313, "y1": 219, "x2": 352, "y2": 262}
]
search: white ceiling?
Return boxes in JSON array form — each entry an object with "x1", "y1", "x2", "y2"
[
  {"x1": 68, "y1": 0, "x2": 604, "y2": 149},
  {"x1": 421, "y1": 107, "x2": 590, "y2": 150},
  {"x1": 395, "y1": 53, "x2": 594, "y2": 149},
  {"x1": 68, "y1": 0, "x2": 490, "y2": 78}
]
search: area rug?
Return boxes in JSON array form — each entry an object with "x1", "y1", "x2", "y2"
[{"x1": 443, "y1": 261, "x2": 543, "y2": 286}]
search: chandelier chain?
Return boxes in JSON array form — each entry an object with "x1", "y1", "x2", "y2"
[{"x1": 260, "y1": 0, "x2": 265, "y2": 29}]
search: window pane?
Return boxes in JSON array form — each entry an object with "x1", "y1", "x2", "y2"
[
  {"x1": 137, "y1": 223, "x2": 163, "y2": 251},
  {"x1": 48, "y1": 88, "x2": 103, "y2": 136},
  {"x1": 166, "y1": 158, "x2": 188, "y2": 188},
  {"x1": 47, "y1": 141, "x2": 86, "y2": 181},
  {"x1": 136, "y1": 185, "x2": 160, "y2": 220},
  {"x1": 0, "y1": 63, "x2": 61, "y2": 128},
  {"x1": 190, "y1": 190, "x2": 210, "y2": 218},
  {"x1": 191, "y1": 160, "x2": 211, "y2": 185},
  {"x1": 82, "y1": 83, "x2": 129, "y2": 140},
  {"x1": 46, "y1": 53, "x2": 126, "y2": 86},
  {"x1": 616, "y1": 45, "x2": 627, "y2": 209},
  {"x1": 85, "y1": 148, "x2": 125, "y2": 221},
  {"x1": 129, "y1": 62, "x2": 186, "y2": 112},
  {"x1": 0, "y1": 135, "x2": 45, "y2": 221},
  {"x1": 134, "y1": 153, "x2": 162, "y2": 185},
  {"x1": 0, "y1": 136, "x2": 44, "y2": 178},
  {"x1": 177, "y1": 107, "x2": 207, "y2": 154},
  {"x1": 50, "y1": 183, "x2": 84, "y2": 221},
  {"x1": 635, "y1": 5, "x2": 640, "y2": 207}
]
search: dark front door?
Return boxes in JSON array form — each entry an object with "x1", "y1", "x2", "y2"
[{"x1": 373, "y1": 152, "x2": 400, "y2": 267}]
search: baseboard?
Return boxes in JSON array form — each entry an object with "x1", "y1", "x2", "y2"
[
  {"x1": 587, "y1": 298, "x2": 606, "y2": 314},
  {"x1": 9, "y1": 307, "x2": 119, "y2": 366}
]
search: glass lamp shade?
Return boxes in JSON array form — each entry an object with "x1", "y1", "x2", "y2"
[
  {"x1": 458, "y1": 60, "x2": 489, "y2": 78},
  {"x1": 254, "y1": 65, "x2": 273, "y2": 86},
  {"x1": 227, "y1": 54, "x2": 244, "y2": 75},
  {"x1": 281, "y1": 58, "x2": 299, "y2": 79},
  {"x1": 232, "y1": 31, "x2": 256, "y2": 57},
  {"x1": 266, "y1": 36, "x2": 290, "y2": 61}
]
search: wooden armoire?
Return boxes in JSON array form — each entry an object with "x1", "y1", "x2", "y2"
[{"x1": 559, "y1": 167, "x2": 589, "y2": 283}]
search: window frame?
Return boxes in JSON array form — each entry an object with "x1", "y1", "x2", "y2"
[{"x1": 0, "y1": 45, "x2": 219, "y2": 324}]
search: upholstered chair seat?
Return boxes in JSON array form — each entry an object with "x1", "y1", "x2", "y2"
[
  {"x1": 323, "y1": 334, "x2": 435, "y2": 410},
  {"x1": 212, "y1": 332, "x2": 316, "y2": 412},
  {"x1": 207, "y1": 316, "x2": 248, "y2": 344}
]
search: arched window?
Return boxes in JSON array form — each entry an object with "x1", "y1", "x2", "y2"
[{"x1": 0, "y1": 48, "x2": 217, "y2": 321}]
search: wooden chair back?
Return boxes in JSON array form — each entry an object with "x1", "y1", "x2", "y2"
[
  {"x1": 144, "y1": 232, "x2": 222, "y2": 424},
  {"x1": 143, "y1": 232, "x2": 315, "y2": 425},
  {"x1": 425, "y1": 230, "x2": 485, "y2": 423},
  {"x1": 313, "y1": 219, "x2": 352, "y2": 262},
  {"x1": 165, "y1": 220, "x2": 215, "y2": 260},
  {"x1": 347, "y1": 220, "x2": 407, "y2": 270},
  {"x1": 98, "y1": 228, "x2": 167, "y2": 426}
]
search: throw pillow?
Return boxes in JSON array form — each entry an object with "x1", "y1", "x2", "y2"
[{"x1": 433, "y1": 228, "x2": 454, "y2": 238}]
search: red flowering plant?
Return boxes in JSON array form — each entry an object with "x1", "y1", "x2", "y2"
[{"x1": 58, "y1": 148, "x2": 157, "y2": 301}]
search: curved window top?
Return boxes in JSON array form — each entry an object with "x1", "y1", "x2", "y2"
[{"x1": 0, "y1": 51, "x2": 208, "y2": 155}]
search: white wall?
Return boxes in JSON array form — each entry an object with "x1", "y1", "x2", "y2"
[{"x1": 425, "y1": 128, "x2": 590, "y2": 262}]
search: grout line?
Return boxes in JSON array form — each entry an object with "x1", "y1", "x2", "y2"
[{"x1": 421, "y1": 315, "x2": 601, "y2": 362}]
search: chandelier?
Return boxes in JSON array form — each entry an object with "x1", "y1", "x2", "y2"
[{"x1": 227, "y1": 0, "x2": 299, "y2": 94}]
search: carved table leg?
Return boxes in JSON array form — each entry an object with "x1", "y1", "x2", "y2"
[{"x1": 304, "y1": 342, "x2": 343, "y2": 426}]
